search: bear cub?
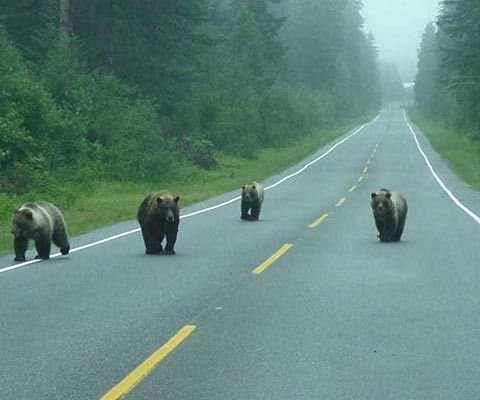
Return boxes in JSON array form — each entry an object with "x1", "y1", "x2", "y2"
[
  {"x1": 137, "y1": 191, "x2": 180, "y2": 255},
  {"x1": 371, "y1": 189, "x2": 408, "y2": 242},
  {"x1": 241, "y1": 181, "x2": 264, "y2": 221},
  {"x1": 11, "y1": 201, "x2": 70, "y2": 261}
]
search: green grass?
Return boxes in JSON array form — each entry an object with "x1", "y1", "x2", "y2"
[
  {"x1": 0, "y1": 121, "x2": 364, "y2": 255},
  {"x1": 409, "y1": 110, "x2": 480, "y2": 190}
]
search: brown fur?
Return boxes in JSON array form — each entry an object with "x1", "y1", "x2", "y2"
[
  {"x1": 137, "y1": 191, "x2": 180, "y2": 255},
  {"x1": 11, "y1": 201, "x2": 70, "y2": 261},
  {"x1": 241, "y1": 181, "x2": 265, "y2": 221},
  {"x1": 371, "y1": 189, "x2": 408, "y2": 242}
]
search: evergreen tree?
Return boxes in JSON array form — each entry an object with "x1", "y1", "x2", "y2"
[
  {"x1": 415, "y1": 22, "x2": 439, "y2": 115},
  {"x1": 437, "y1": 0, "x2": 480, "y2": 130},
  {"x1": 72, "y1": 0, "x2": 209, "y2": 115},
  {"x1": 281, "y1": 0, "x2": 346, "y2": 91},
  {"x1": 337, "y1": 0, "x2": 381, "y2": 116},
  {"x1": 0, "y1": 0, "x2": 56, "y2": 62},
  {"x1": 230, "y1": 0, "x2": 286, "y2": 75},
  {"x1": 0, "y1": 0, "x2": 383, "y2": 194}
]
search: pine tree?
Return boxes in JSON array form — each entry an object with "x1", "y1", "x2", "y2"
[
  {"x1": 415, "y1": 23, "x2": 439, "y2": 115},
  {"x1": 437, "y1": 0, "x2": 480, "y2": 130}
]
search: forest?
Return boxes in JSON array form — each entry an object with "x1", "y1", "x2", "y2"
[
  {"x1": 0, "y1": 0, "x2": 384, "y2": 202},
  {"x1": 415, "y1": 0, "x2": 480, "y2": 137}
]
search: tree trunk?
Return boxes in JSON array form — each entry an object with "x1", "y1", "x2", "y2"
[{"x1": 60, "y1": 0, "x2": 71, "y2": 40}]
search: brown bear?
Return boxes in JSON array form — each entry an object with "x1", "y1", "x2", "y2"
[
  {"x1": 11, "y1": 201, "x2": 70, "y2": 261},
  {"x1": 370, "y1": 189, "x2": 408, "y2": 242},
  {"x1": 241, "y1": 181, "x2": 264, "y2": 221},
  {"x1": 137, "y1": 191, "x2": 180, "y2": 255}
]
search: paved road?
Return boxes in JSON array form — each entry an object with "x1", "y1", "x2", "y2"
[{"x1": 1, "y1": 105, "x2": 480, "y2": 399}]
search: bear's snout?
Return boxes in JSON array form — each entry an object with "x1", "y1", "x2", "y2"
[{"x1": 165, "y1": 210, "x2": 175, "y2": 222}]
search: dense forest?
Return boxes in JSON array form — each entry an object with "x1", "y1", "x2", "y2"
[
  {"x1": 415, "y1": 0, "x2": 480, "y2": 137},
  {"x1": 0, "y1": 0, "x2": 382, "y2": 199}
]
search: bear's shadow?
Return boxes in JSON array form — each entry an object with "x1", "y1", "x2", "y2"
[{"x1": 373, "y1": 239, "x2": 409, "y2": 245}]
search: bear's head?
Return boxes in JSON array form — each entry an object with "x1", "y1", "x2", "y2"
[
  {"x1": 155, "y1": 195, "x2": 180, "y2": 222},
  {"x1": 242, "y1": 184, "x2": 259, "y2": 202},
  {"x1": 11, "y1": 208, "x2": 35, "y2": 237},
  {"x1": 371, "y1": 191, "x2": 393, "y2": 217}
]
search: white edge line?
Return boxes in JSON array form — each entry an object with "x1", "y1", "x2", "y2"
[
  {"x1": 403, "y1": 110, "x2": 480, "y2": 225},
  {"x1": 1, "y1": 115, "x2": 380, "y2": 274},
  {"x1": 264, "y1": 122, "x2": 368, "y2": 191}
]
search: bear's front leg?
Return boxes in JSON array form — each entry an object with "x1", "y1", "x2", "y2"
[
  {"x1": 374, "y1": 219, "x2": 384, "y2": 238},
  {"x1": 34, "y1": 235, "x2": 51, "y2": 259},
  {"x1": 379, "y1": 225, "x2": 396, "y2": 242},
  {"x1": 378, "y1": 233, "x2": 391, "y2": 242},
  {"x1": 249, "y1": 203, "x2": 261, "y2": 221},
  {"x1": 163, "y1": 231, "x2": 178, "y2": 255},
  {"x1": 60, "y1": 243, "x2": 70, "y2": 255},
  {"x1": 145, "y1": 243, "x2": 162, "y2": 254},
  {"x1": 141, "y1": 226, "x2": 162, "y2": 254},
  {"x1": 13, "y1": 236, "x2": 29, "y2": 261},
  {"x1": 241, "y1": 202, "x2": 251, "y2": 220}
]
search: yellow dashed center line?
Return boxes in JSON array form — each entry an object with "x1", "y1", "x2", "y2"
[
  {"x1": 307, "y1": 147, "x2": 375, "y2": 233},
  {"x1": 335, "y1": 197, "x2": 346, "y2": 207},
  {"x1": 100, "y1": 325, "x2": 196, "y2": 400},
  {"x1": 308, "y1": 213, "x2": 329, "y2": 228},
  {"x1": 252, "y1": 243, "x2": 292, "y2": 275}
]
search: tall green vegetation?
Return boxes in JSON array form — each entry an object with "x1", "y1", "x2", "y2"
[
  {"x1": 0, "y1": 0, "x2": 381, "y2": 199},
  {"x1": 415, "y1": 0, "x2": 480, "y2": 137},
  {"x1": 0, "y1": 32, "x2": 178, "y2": 195},
  {"x1": 280, "y1": 0, "x2": 381, "y2": 119}
]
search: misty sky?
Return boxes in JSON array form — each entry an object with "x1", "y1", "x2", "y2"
[{"x1": 362, "y1": 0, "x2": 440, "y2": 82}]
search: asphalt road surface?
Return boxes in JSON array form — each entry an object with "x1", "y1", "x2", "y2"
[{"x1": 1, "y1": 104, "x2": 480, "y2": 399}]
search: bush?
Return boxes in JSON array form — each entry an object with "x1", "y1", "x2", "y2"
[
  {"x1": 260, "y1": 84, "x2": 336, "y2": 147},
  {"x1": 175, "y1": 134, "x2": 217, "y2": 169},
  {"x1": 180, "y1": 80, "x2": 338, "y2": 160},
  {"x1": 0, "y1": 33, "x2": 53, "y2": 193},
  {"x1": 216, "y1": 86, "x2": 263, "y2": 158},
  {"x1": 39, "y1": 41, "x2": 181, "y2": 182}
]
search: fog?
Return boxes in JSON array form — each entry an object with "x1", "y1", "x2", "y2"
[{"x1": 362, "y1": 0, "x2": 440, "y2": 83}]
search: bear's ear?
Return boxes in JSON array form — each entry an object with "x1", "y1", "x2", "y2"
[
  {"x1": 23, "y1": 210, "x2": 33, "y2": 219},
  {"x1": 174, "y1": 196, "x2": 180, "y2": 204},
  {"x1": 371, "y1": 193, "x2": 377, "y2": 199},
  {"x1": 385, "y1": 192, "x2": 391, "y2": 199}
]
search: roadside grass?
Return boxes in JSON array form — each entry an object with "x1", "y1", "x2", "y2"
[
  {"x1": 409, "y1": 110, "x2": 480, "y2": 190},
  {"x1": 0, "y1": 120, "x2": 365, "y2": 255}
]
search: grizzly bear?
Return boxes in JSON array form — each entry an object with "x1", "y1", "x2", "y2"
[
  {"x1": 11, "y1": 201, "x2": 70, "y2": 261},
  {"x1": 370, "y1": 189, "x2": 408, "y2": 242},
  {"x1": 137, "y1": 191, "x2": 180, "y2": 255},
  {"x1": 241, "y1": 181, "x2": 264, "y2": 221}
]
